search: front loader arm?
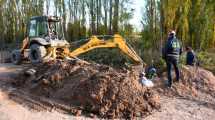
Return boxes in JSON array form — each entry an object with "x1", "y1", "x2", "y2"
[{"x1": 65, "y1": 34, "x2": 143, "y2": 64}]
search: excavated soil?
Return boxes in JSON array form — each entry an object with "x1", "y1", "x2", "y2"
[
  {"x1": 156, "y1": 65, "x2": 215, "y2": 101},
  {"x1": 11, "y1": 60, "x2": 215, "y2": 119},
  {"x1": 13, "y1": 60, "x2": 160, "y2": 119}
]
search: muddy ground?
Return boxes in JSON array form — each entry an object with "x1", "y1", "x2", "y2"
[{"x1": 0, "y1": 63, "x2": 215, "y2": 120}]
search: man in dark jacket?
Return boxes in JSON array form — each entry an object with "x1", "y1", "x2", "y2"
[
  {"x1": 162, "y1": 30, "x2": 182, "y2": 87},
  {"x1": 185, "y1": 46, "x2": 196, "y2": 66}
]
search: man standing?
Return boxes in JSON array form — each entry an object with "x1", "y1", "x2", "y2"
[{"x1": 162, "y1": 30, "x2": 182, "y2": 88}]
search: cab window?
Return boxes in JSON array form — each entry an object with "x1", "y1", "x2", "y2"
[
  {"x1": 37, "y1": 21, "x2": 48, "y2": 36},
  {"x1": 29, "y1": 19, "x2": 48, "y2": 37},
  {"x1": 29, "y1": 20, "x2": 36, "y2": 37}
]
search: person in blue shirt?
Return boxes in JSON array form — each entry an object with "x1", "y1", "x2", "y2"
[
  {"x1": 162, "y1": 30, "x2": 182, "y2": 88},
  {"x1": 186, "y1": 46, "x2": 196, "y2": 66}
]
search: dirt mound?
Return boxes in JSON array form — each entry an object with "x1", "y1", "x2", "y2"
[
  {"x1": 157, "y1": 66, "x2": 215, "y2": 99},
  {"x1": 13, "y1": 60, "x2": 160, "y2": 119}
]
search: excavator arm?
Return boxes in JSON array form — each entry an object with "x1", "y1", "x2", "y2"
[{"x1": 64, "y1": 34, "x2": 143, "y2": 64}]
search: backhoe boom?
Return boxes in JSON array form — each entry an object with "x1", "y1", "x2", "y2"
[{"x1": 64, "y1": 34, "x2": 143, "y2": 64}]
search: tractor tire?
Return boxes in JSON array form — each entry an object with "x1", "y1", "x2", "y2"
[
  {"x1": 29, "y1": 44, "x2": 47, "y2": 64},
  {"x1": 11, "y1": 50, "x2": 22, "y2": 65}
]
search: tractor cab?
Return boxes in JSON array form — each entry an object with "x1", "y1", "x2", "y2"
[
  {"x1": 28, "y1": 16, "x2": 63, "y2": 39},
  {"x1": 27, "y1": 16, "x2": 69, "y2": 47}
]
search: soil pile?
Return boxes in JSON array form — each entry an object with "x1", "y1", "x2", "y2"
[
  {"x1": 157, "y1": 65, "x2": 215, "y2": 99},
  {"x1": 13, "y1": 60, "x2": 160, "y2": 119}
]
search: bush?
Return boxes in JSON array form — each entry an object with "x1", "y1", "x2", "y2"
[
  {"x1": 153, "y1": 58, "x2": 166, "y2": 75},
  {"x1": 79, "y1": 48, "x2": 131, "y2": 68},
  {"x1": 139, "y1": 49, "x2": 166, "y2": 75},
  {"x1": 197, "y1": 51, "x2": 215, "y2": 74}
]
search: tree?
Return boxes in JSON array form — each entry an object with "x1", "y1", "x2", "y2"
[
  {"x1": 113, "y1": 0, "x2": 119, "y2": 33},
  {"x1": 109, "y1": 0, "x2": 113, "y2": 34},
  {"x1": 142, "y1": 0, "x2": 215, "y2": 50}
]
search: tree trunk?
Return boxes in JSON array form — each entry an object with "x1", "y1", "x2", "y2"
[
  {"x1": 109, "y1": 0, "x2": 113, "y2": 34},
  {"x1": 113, "y1": 0, "x2": 119, "y2": 33},
  {"x1": 90, "y1": 0, "x2": 96, "y2": 34},
  {"x1": 160, "y1": 0, "x2": 164, "y2": 50},
  {"x1": 62, "y1": 0, "x2": 66, "y2": 38},
  {"x1": 46, "y1": 0, "x2": 50, "y2": 15},
  {"x1": 104, "y1": 0, "x2": 108, "y2": 34}
]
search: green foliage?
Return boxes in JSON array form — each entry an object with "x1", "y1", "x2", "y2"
[
  {"x1": 67, "y1": 21, "x2": 87, "y2": 41},
  {"x1": 179, "y1": 53, "x2": 187, "y2": 65},
  {"x1": 153, "y1": 58, "x2": 166, "y2": 75},
  {"x1": 120, "y1": 24, "x2": 134, "y2": 37},
  {"x1": 0, "y1": 0, "x2": 214, "y2": 70},
  {"x1": 177, "y1": 49, "x2": 215, "y2": 74},
  {"x1": 141, "y1": 0, "x2": 215, "y2": 51},
  {"x1": 197, "y1": 50, "x2": 215, "y2": 74},
  {"x1": 78, "y1": 48, "x2": 131, "y2": 68},
  {"x1": 141, "y1": 0, "x2": 161, "y2": 50},
  {"x1": 140, "y1": 27, "x2": 154, "y2": 49},
  {"x1": 0, "y1": 0, "x2": 44, "y2": 45},
  {"x1": 0, "y1": 0, "x2": 135, "y2": 45}
]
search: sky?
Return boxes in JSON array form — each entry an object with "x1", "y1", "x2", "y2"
[
  {"x1": 47, "y1": 0, "x2": 145, "y2": 31},
  {"x1": 130, "y1": 0, "x2": 145, "y2": 31}
]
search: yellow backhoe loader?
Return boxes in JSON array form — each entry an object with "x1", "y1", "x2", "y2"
[{"x1": 11, "y1": 16, "x2": 143, "y2": 65}]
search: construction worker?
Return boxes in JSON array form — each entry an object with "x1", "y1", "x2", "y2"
[
  {"x1": 185, "y1": 46, "x2": 196, "y2": 66},
  {"x1": 48, "y1": 22, "x2": 57, "y2": 36},
  {"x1": 162, "y1": 30, "x2": 182, "y2": 88},
  {"x1": 145, "y1": 66, "x2": 157, "y2": 80}
]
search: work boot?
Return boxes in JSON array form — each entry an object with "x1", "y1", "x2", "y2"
[
  {"x1": 165, "y1": 80, "x2": 172, "y2": 88},
  {"x1": 167, "y1": 83, "x2": 172, "y2": 88},
  {"x1": 175, "y1": 78, "x2": 180, "y2": 83}
]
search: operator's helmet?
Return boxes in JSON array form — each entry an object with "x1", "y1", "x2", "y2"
[{"x1": 169, "y1": 30, "x2": 176, "y2": 36}]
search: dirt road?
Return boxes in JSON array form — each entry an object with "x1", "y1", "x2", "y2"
[
  {"x1": 145, "y1": 96, "x2": 215, "y2": 120},
  {"x1": 0, "y1": 89, "x2": 83, "y2": 120},
  {"x1": 0, "y1": 63, "x2": 215, "y2": 120},
  {"x1": 0, "y1": 63, "x2": 25, "y2": 80}
]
